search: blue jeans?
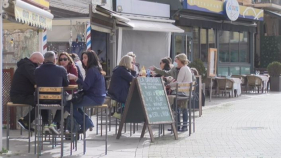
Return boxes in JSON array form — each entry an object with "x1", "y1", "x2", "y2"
[
  {"x1": 177, "y1": 108, "x2": 188, "y2": 128},
  {"x1": 65, "y1": 96, "x2": 100, "y2": 129}
]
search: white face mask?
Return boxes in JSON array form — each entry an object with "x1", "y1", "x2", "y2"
[{"x1": 173, "y1": 61, "x2": 178, "y2": 68}]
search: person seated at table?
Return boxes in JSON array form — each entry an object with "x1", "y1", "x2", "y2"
[
  {"x1": 70, "y1": 53, "x2": 85, "y2": 80},
  {"x1": 127, "y1": 52, "x2": 140, "y2": 75},
  {"x1": 11, "y1": 52, "x2": 44, "y2": 131},
  {"x1": 70, "y1": 53, "x2": 85, "y2": 89},
  {"x1": 66, "y1": 50, "x2": 106, "y2": 133},
  {"x1": 168, "y1": 53, "x2": 193, "y2": 132},
  {"x1": 108, "y1": 55, "x2": 137, "y2": 105},
  {"x1": 153, "y1": 58, "x2": 171, "y2": 77},
  {"x1": 57, "y1": 52, "x2": 78, "y2": 93},
  {"x1": 166, "y1": 57, "x2": 174, "y2": 68},
  {"x1": 35, "y1": 51, "x2": 69, "y2": 134}
]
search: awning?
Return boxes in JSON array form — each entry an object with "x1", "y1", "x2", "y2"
[
  {"x1": 125, "y1": 19, "x2": 184, "y2": 33},
  {"x1": 265, "y1": 10, "x2": 281, "y2": 19},
  {"x1": 14, "y1": 0, "x2": 54, "y2": 30}
]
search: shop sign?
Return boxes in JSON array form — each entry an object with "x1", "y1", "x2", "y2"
[
  {"x1": 184, "y1": 0, "x2": 263, "y2": 21},
  {"x1": 224, "y1": 0, "x2": 240, "y2": 21}
]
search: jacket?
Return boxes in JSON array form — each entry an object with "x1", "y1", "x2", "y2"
[
  {"x1": 66, "y1": 64, "x2": 78, "y2": 85},
  {"x1": 154, "y1": 66, "x2": 179, "y2": 80},
  {"x1": 108, "y1": 66, "x2": 136, "y2": 104},
  {"x1": 35, "y1": 62, "x2": 69, "y2": 88},
  {"x1": 10, "y1": 58, "x2": 37, "y2": 97},
  {"x1": 77, "y1": 66, "x2": 106, "y2": 104},
  {"x1": 35, "y1": 62, "x2": 69, "y2": 104}
]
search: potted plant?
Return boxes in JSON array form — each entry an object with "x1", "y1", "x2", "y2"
[{"x1": 267, "y1": 61, "x2": 281, "y2": 91}]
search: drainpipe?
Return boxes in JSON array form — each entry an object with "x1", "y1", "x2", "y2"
[{"x1": 0, "y1": 0, "x2": 3, "y2": 150}]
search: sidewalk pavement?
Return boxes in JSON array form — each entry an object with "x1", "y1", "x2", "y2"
[{"x1": 1, "y1": 92, "x2": 281, "y2": 158}]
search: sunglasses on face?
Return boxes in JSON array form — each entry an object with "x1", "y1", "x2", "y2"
[{"x1": 59, "y1": 58, "x2": 68, "y2": 61}]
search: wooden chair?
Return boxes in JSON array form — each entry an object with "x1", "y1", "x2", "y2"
[
  {"x1": 246, "y1": 75, "x2": 263, "y2": 93},
  {"x1": 170, "y1": 82, "x2": 195, "y2": 136},
  {"x1": 35, "y1": 87, "x2": 65, "y2": 157},
  {"x1": 203, "y1": 78, "x2": 217, "y2": 96},
  {"x1": 6, "y1": 102, "x2": 32, "y2": 153},
  {"x1": 216, "y1": 78, "x2": 234, "y2": 97}
]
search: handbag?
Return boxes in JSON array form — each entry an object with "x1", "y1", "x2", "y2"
[{"x1": 71, "y1": 89, "x2": 84, "y2": 104}]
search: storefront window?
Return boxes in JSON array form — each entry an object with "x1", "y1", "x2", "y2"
[
  {"x1": 193, "y1": 27, "x2": 200, "y2": 60},
  {"x1": 230, "y1": 67, "x2": 240, "y2": 75},
  {"x1": 239, "y1": 32, "x2": 249, "y2": 62},
  {"x1": 241, "y1": 67, "x2": 250, "y2": 75},
  {"x1": 218, "y1": 67, "x2": 228, "y2": 76},
  {"x1": 200, "y1": 29, "x2": 207, "y2": 62},
  {"x1": 230, "y1": 32, "x2": 239, "y2": 62},
  {"x1": 219, "y1": 31, "x2": 230, "y2": 62},
  {"x1": 219, "y1": 31, "x2": 249, "y2": 63},
  {"x1": 209, "y1": 28, "x2": 216, "y2": 52}
]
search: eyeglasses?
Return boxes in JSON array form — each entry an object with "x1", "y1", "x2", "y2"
[{"x1": 59, "y1": 58, "x2": 68, "y2": 61}]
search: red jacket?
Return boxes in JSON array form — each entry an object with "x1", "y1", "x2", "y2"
[{"x1": 66, "y1": 64, "x2": 78, "y2": 93}]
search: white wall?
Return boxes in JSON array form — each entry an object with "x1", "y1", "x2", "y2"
[{"x1": 121, "y1": 30, "x2": 170, "y2": 69}]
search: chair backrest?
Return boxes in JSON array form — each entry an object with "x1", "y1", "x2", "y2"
[
  {"x1": 176, "y1": 82, "x2": 195, "y2": 94},
  {"x1": 216, "y1": 78, "x2": 234, "y2": 90},
  {"x1": 231, "y1": 75, "x2": 246, "y2": 85},
  {"x1": 246, "y1": 76, "x2": 262, "y2": 86},
  {"x1": 203, "y1": 78, "x2": 216, "y2": 89},
  {"x1": 37, "y1": 87, "x2": 64, "y2": 105}
]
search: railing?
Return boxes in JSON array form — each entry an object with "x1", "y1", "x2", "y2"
[{"x1": 253, "y1": 0, "x2": 281, "y2": 5}]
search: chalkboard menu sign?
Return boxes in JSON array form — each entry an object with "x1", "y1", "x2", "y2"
[
  {"x1": 138, "y1": 77, "x2": 173, "y2": 124},
  {"x1": 117, "y1": 77, "x2": 178, "y2": 142}
]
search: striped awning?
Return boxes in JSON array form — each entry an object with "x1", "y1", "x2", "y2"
[{"x1": 14, "y1": 0, "x2": 54, "y2": 30}]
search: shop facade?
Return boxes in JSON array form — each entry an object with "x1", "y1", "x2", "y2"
[
  {"x1": 174, "y1": 0, "x2": 264, "y2": 76},
  {"x1": 112, "y1": 0, "x2": 184, "y2": 69},
  {"x1": 1, "y1": 0, "x2": 53, "y2": 148}
]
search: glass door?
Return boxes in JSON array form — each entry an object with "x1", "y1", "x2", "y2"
[{"x1": 172, "y1": 32, "x2": 193, "y2": 61}]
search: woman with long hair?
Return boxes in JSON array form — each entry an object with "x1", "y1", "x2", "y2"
[
  {"x1": 57, "y1": 52, "x2": 78, "y2": 87},
  {"x1": 108, "y1": 55, "x2": 136, "y2": 104},
  {"x1": 66, "y1": 50, "x2": 106, "y2": 132},
  {"x1": 154, "y1": 58, "x2": 171, "y2": 77}
]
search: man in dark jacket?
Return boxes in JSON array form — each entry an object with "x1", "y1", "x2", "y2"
[
  {"x1": 11, "y1": 52, "x2": 44, "y2": 131},
  {"x1": 35, "y1": 51, "x2": 69, "y2": 134}
]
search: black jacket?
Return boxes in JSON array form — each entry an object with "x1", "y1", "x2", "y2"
[
  {"x1": 108, "y1": 66, "x2": 136, "y2": 104},
  {"x1": 35, "y1": 62, "x2": 69, "y2": 88},
  {"x1": 10, "y1": 58, "x2": 37, "y2": 97}
]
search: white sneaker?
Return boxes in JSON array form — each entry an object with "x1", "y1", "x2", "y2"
[
  {"x1": 49, "y1": 123, "x2": 60, "y2": 135},
  {"x1": 43, "y1": 125, "x2": 51, "y2": 135}
]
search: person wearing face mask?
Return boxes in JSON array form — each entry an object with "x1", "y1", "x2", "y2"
[
  {"x1": 150, "y1": 53, "x2": 193, "y2": 132},
  {"x1": 11, "y1": 52, "x2": 44, "y2": 131}
]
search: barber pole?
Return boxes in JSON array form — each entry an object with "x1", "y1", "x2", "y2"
[
  {"x1": 86, "y1": 22, "x2": 91, "y2": 51},
  {"x1": 43, "y1": 29, "x2": 47, "y2": 53}
]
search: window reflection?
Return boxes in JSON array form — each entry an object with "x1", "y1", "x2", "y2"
[
  {"x1": 230, "y1": 32, "x2": 239, "y2": 62},
  {"x1": 200, "y1": 29, "x2": 207, "y2": 62},
  {"x1": 219, "y1": 31, "x2": 230, "y2": 62}
]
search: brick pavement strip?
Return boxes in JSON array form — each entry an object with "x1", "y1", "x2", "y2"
[{"x1": 1, "y1": 93, "x2": 281, "y2": 158}]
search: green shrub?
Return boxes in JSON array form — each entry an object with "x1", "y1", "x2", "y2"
[{"x1": 267, "y1": 61, "x2": 281, "y2": 77}]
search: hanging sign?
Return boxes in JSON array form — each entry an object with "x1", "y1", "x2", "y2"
[{"x1": 224, "y1": 0, "x2": 240, "y2": 21}]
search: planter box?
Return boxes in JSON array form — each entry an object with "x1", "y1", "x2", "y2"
[{"x1": 270, "y1": 76, "x2": 281, "y2": 91}]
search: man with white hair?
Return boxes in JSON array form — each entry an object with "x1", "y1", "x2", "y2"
[{"x1": 10, "y1": 52, "x2": 44, "y2": 131}]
